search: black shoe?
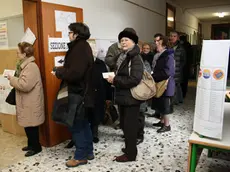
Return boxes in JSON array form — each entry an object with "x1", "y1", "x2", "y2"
[
  {"x1": 65, "y1": 140, "x2": 74, "y2": 149},
  {"x1": 22, "y1": 146, "x2": 32, "y2": 151},
  {"x1": 136, "y1": 137, "x2": 144, "y2": 145},
  {"x1": 121, "y1": 148, "x2": 126, "y2": 154},
  {"x1": 152, "y1": 121, "x2": 164, "y2": 127},
  {"x1": 25, "y1": 149, "x2": 42, "y2": 157},
  {"x1": 157, "y1": 125, "x2": 171, "y2": 133},
  {"x1": 93, "y1": 137, "x2": 99, "y2": 143}
]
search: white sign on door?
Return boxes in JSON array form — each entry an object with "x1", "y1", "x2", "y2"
[
  {"x1": 48, "y1": 37, "x2": 69, "y2": 52},
  {"x1": 54, "y1": 56, "x2": 65, "y2": 67}
]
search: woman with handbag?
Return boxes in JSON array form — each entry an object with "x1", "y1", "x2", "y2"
[
  {"x1": 7, "y1": 42, "x2": 45, "y2": 157},
  {"x1": 152, "y1": 36, "x2": 175, "y2": 133},
  {"x1": 53, "y1": 22, "x2": 94, "y2": 168},
  {"x1": 107, "y1": 29, "x2": 143, "y2": 162}
]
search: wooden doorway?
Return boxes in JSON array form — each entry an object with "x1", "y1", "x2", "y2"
[{"x1": 22, "y1": 0, "x2": 83, "y2": 147}]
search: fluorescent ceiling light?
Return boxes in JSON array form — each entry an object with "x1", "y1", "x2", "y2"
[
  {"x1": 215, "y1": 12, "x2": 226, "y2": 18},
  {"x1": 167, "y1": 17, "x2": 174, "y2": 21}
]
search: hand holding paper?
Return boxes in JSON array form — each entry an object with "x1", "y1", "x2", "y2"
[
  {"x1": 102, "y1": 72, "x2": 115, "y2": 79},
  {"x1": 3, "y1": 69, "x2": 15, "y2": 78}
]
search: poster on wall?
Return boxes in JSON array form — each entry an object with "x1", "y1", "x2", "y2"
[
  {"x1": 55, "y1": 10, "x2": 76, "y2": 38},
  {"x1": 194, "y1": 40, "x2": 230, "y2": 139},
  {"x1": 95, "y1": 39, "x2": 117, "y2": 60},
  {"x1": 0, "y1": 21, "x2": 8, "y2": 49},
  {"x1": 0, "y1": 75, "x2": 16, "y2": 115}
]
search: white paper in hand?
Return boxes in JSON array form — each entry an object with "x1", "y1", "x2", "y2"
[
  {"x1": 102, "y1": 72, "x2": 115, "y2": 79},
  {"x1": 3, "y1": 69, "x2": 15, "y2": 77},
  {"x1": 21, "y1": 28, "x2": 36, "y2": 45}
]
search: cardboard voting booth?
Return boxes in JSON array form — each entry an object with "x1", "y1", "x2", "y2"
[{"x1": 194, "y1": 40, "x2": 230, "y2": 139}]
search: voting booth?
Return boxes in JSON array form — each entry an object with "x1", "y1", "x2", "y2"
[
  {"x1": 188, "y1": 40, "x2": 230, "y2": 172},
  {"x1": 193, "y1": 40, "x2": 230, "y2": 139}
]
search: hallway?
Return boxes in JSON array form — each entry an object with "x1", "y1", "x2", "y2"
[{"x1": 1, "y1": 86, "x2": 230, "y2": 172}]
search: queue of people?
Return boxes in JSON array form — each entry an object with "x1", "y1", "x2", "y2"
[{"x1": 6, "y1": 22, "x2": 191, "y2": 168}]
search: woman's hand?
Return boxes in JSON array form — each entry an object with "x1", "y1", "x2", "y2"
[
  {"x1": 107, "y1": 75, "x2": 114, "y2": 84},
  {"x1": 7, "y1": 75, "x2": 12, "y2": 80}
]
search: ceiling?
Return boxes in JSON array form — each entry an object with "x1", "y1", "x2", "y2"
[{"x1": 171, "y1": 0, "x2": 230, "y2": 21}]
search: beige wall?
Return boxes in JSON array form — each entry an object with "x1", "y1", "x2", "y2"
[
  {"x1": 41, "y1": 0, "x2": 167, "y2": 41},
  {"x1": 0, "y1": 0, "x2": 22, "y2": 19},
  {"x1": 202, "y1": 20, "x2": 230, "y2": 40},
  {"x1": 167, "y1": 0, "x2": 199, "y2": 35}
]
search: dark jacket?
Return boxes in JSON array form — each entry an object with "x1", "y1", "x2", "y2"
[
  {"x1": 153, "y1": 49, "x2": 175, "y2": 97},
  {"x1": 182, "y1": 41, "x2": 192, "y2": 80},
  {"x1": 113, "y1": 45, "x2": 143, "y2": 106},
  {"x1": 90, "y1": 58, "x2": 110, "y2": 124},
  {"x1": 105, "y1": 42, "x2": 122, "y2": 72},
  {"x1": 173, "y1": 41, "x2": 186, "y2": 83},
  {"x1": 55, "y1": 38, "x2": 94, "y2": 108}
]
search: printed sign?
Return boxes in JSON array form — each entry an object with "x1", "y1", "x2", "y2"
[{"x1": 48, "y1": 37, "x2": 69, "y2": 52}]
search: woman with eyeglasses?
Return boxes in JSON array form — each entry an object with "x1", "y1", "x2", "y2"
[{"x1": 53, "y1": 22, "x2": 94, "y2": 168}]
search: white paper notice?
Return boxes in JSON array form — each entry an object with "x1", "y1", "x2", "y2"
[
  {"x1": 48, "y1": 37, "x2": 69, "y2": 52},
  {"x1": 102, "y1": 72, "x2": 115, "y2": 79},
  {"x1": 194, "y1": 40, "x2": 230, "y2": 139},
  {"x1": 0, "y1": 21, "x2": 8, "y2": 48},
  {"x1": 3, "y1": 69, "x2": 15, "y2": 77},
  {"x1": 21, "y1": 28, "x2": 36, "y2": 45},
  {"x1": 0, "y1": 75, "x2": 16, "y2": 115},
  {"x1": 96, "y1": 39, "x2": 117, "y2": 60},
  {"x1": 54, "y1": 56, "x2": 65, "y2": 67},
  {"x1": 55, "y1": 10, "x2": 76, "y2": 38}
]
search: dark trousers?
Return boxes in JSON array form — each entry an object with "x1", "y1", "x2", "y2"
[
  {"x1": 69, "y1": 119, "x2": 93, "y2": 160},
  {"x1": 174, "y1": 83, "x2": 183, "y2": 104},
  {"x1": 119, "y1": 105, "x2": 140, "y2": 160},
  {"x1": 181, "y1": 80, "x2": 188, "y2": 98},
  {"x1": 138, "y1": 112, "x2": 145, "y2": 138},
  {"x1": 24, "y1": 126, "x2": 41, "y2": 152}
]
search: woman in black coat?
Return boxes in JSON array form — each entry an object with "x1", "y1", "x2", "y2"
[
  {"x1": 88, "y1": 57, "x2": 109, "y2": 143},
  {"x1": 107, "y1": 29, "x2": 143, "y2": 162},
  {"x1": 54, "y1": 23, "x2": 94, "y2": 168}
]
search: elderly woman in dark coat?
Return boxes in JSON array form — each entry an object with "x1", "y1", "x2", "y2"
[
  {"x1": 107, "y1": 29, "x2": 143, "y2": 162},
  {"x1": 152, "y1": 36, "x2": 175, "y2": 133}
]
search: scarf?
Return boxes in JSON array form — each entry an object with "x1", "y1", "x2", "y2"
[
  {"x1": 15, "y1": 59, "x2": 24, "y2": 77},
  {"x1": 116, "y1": 52, "x2": 127, "y2": 73}
]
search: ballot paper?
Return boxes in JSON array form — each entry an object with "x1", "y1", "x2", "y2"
[
  {"x1": 102, "y1": 72, "x2": 115, "y2": 79},
  {"x1": 3, "y1": 69, "x2": 15, "y2": 77}
]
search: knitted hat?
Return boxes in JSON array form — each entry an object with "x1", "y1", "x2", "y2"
[{"x1": 118, "y1": 28, "x2": 139, "y2": 44}]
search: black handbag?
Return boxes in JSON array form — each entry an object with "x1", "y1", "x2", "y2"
[
  {"x1": 5, "y1": 88, "x2": 16, "y2": 105},
  {"x1": 52, "y1": 84, "x2": 87, "y2": 127}
]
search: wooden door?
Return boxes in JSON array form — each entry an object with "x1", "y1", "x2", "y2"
[{"x1": 23, "y1": 0, "x2": 83, "y2": 147}]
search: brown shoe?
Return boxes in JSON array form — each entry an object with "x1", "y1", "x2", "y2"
[
  {"x1": 115, "y1": 154, "x2": 135, "y2": 162},
  {"x1": 66, "y1": 159, "x2": 87, "y2": 168}
]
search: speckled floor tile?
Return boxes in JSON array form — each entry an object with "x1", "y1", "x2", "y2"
[{"x1": 1, "y1": 87, "x2": 230, "y2": 172}]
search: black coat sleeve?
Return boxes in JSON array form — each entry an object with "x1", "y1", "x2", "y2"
[
  {"x1": 55, "y1": 42, "x2": 92, "y2": 84},
  {"x1": 113, "y1": 56, "x2": 143, "y2": 89}
]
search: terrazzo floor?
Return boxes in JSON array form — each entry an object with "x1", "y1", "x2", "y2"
[{"x1": 1, "y1": 86, "x2": 230, "y2": 172}]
